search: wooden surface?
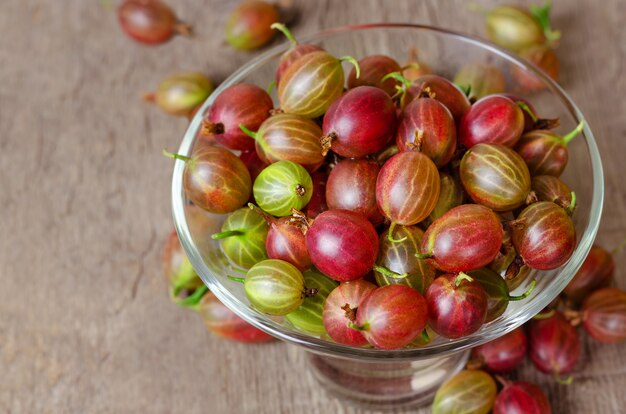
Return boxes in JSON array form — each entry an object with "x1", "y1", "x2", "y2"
[{"x1": 1, "y1": 0, "x2": 625, "y2": 412}]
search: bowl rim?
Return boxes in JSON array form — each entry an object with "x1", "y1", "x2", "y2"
[{"x1": 171, "y1": 23, "x2": 604, "y2": 361}]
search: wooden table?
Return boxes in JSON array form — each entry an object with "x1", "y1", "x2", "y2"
[{"x1": 1, "y1": 0, "x2": 625, "y2": 412}]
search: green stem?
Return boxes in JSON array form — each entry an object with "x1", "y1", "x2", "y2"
[
  {"x1": 516, "y1": 101, "x2": 538, "y2": 123},
  {"x1": 387, "y1": 222, "x2": 408, "y2": 243},
  {"x1": 562, "y1": 120, "x2": 585, "y2": 145},
  {"x1": 227, "y1": 276, "x2": 246, "y2": 284},
  {"x1": 162, "y1": 149, "x2": 191, "y2": 163},
  {"x1": 339, "y1": 56, "x2": 360, "y2": 79},
  {"x1": 455, "y1": 272, "x2": 474, "y2": 287},
  {"x1": 381, "y1": 71, "x2": 412, "y2": 88},
  {"x1": 211, "y1": 230, "x2": 245, "y2": 240},
  {"x1": 172, "y1": 270, "x2": 201, "y2": 297},
  {"x1": 400, "y1": 62, "x2": 422, "y2": 72},
  {"x1": 177, "y1": 285, "x2": 209, "y2": 308},
  {"x1": 508, "y1": 279, "x2": 537, "y2": 301},
  {"x1": 566, "y1": 192, "x2": 577, "y2": 215},
  {"x1": 347, "y1": 321, "x2": 369, "y2": 332},
  {"x1": 554, "y1": 372, "x2": 573, "y2": 385},
  {"x1": 270, "y1": 23, "x2": 297, "y2": 45},
  {"x1": 266, "y1": 80, "x2": 276, "y2": 95},
  {"x1": 248, "y1": 203, "x2": 275, "y2": 224},
  {"x1": 420, "y1": 329, "x2": 430, "y2": 343},
  {"x1": 415, "y1": 251, "x2": 433, "y2": 260},
  {"x1": 239, "y1": 123, "x2": 259, "y2": 140},
  {"x1": 373, "y1": 265, "x2": 408, "y2": 279},
  {"x1": 530, "y1": 1, "x2": 561, "y2": 46}
]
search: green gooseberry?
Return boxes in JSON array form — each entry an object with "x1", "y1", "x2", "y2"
[
  {"x1": 230, "y1": 259, "x2": 317, "y2": 316},
  {"x1": 433, "y1": 369, "x2": 497, "y2": 414},
  {"x1": 145, "y1": 72, "x2": 213, "y2": 117},
  {"x1": 212, "y1": 207, "x2": 268, "y2": 269},
  {"x1": 285, "y1": 268, "x2": 337, "y2": 335},
  {"x1": 253, "y1": 160, "x2": 313, "y2": 216}
]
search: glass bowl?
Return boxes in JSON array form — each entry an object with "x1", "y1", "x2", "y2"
[{"x1": 171, "y1": 24, "x2": 603, "y2": 408}]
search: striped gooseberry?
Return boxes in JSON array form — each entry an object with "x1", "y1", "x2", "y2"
[
  {"x1": 511, "y1": 201, "x2": 576, "y2": 270},
  {"x1": 325, "y1": 158, "x2": 383, "y2": 225},
  {"x1": 253, "y1": 160, "x2": 313, "y2": 217},
  {"x1": 376, "y1": 151, "x2": 440, "y2": 226},
  {"x1": 164, "y1": 146, "x2": 251, "y2": 214},
  {"x1": 162, "y1": 230, "x2": 205, "y2": 307},
  {"x1": 419, "y1": 204, "x2": 503, "y2": 273},
  {"x1": 230, "y1": 259, "x2": 316, "y2": 316},
  {"x1": 531, "y1": 175, "x2": 575, "y2": 214},
  {"x1": 493, "y1": 380, "x2": 552, "y2": 414},
  {"x1": 433, "y1": 370, "x2": 497, "y2": 414},
  {"x1": 408, "y1": 74, "x2": 471, "y2": 121},
  {"x1": 485, "y1": 5, "x2": 553, "y2": 53},
  {"x1": 425, "y1": 273, "x2": 488, "y2": 339},
  {"x1": 351, "y1": 285, "x2": 428, "y2": 349},
  {"x1": 347, "y1": 55, "x2": 402, "y2": 96},
  {"x1": 460, "y1": 143, "x2": 532, "y2": 211},
  {"x1": 515, "y1": 121, "x2": 584, "y2": 176},
  {"x1": 323, "y1": 279, "x2": 377, "y2": 346},
  {"x1": 581, "y1": 288, "x2": 626, "y2": 344},
  {"x1": 239, "y1": 113, "x2": 325, "y2": 172},
  {"x1": 427, "y1": 173, "x2": 464, "y2": 223},
  {"x1": 248, "y1": 203, "x2": 310, "y2": 271},
  {"x1": 144, "y1": 72, "x2": 212, "y2": 117},
  {"x1": 529, "y1": 311, "x2": 580, "y2": 383},
  {"x1": 201, "y1": 83, "x2": 273, "y2": 151},
  {"x1": 459, "y1": 95, "x2": 525, "y2": 148},
  {"x1": 225, "y1": 1, "x2": 278, "y2": 50},
  {"x1": 285, "y1": 269, "x2": 338, "y2": 335},
  {"x1": 321, "y1": 86, "x2": 397, "y2": 158},
  {"x1": 304, "y1": 209, "x2": 379, "y2": 282},
  {"x1": 211, "y1": 207, "x2": 268, "y2": 269},
  {"x1": 470, "y1": 327, "x2": 527, "y2": 373},
  {"x1": 117, "y1": 0, "x2": 191, "y2": 45},
  {"x1": 271, "y1": 23, "x2": 324, "y2": 86},
  {"x1": 278, "y1": 51, "x2": 359, "y2": 118},
  {"x1": 395, "y1": 97, "x2": 457, "y2": 167}
]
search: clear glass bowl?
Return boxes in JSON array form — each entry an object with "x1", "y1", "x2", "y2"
[{"x1": 171, "y1": 24, "x2": 603, "y2": 408}]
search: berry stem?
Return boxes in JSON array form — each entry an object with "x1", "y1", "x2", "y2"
[
  {"x1": 239, "y1": 123, "x2": 259, "y2": 140},
  {"x1": 455, "y1": 272, "x2": 474, "y2": 287},
  {"x1": 535, "y1": 117, "x2": 560, "y2": 130},
  {"x1": 294, "y1": 184, "x2": 306, "y2": 197},
  {"x1": 508, "y1": 279, "x2": 537, "y2": 301},
  {"x1": 174, "y1": 22, "x2": 193, "y2": 37},
  {"x1": 516, "y1": 101, "x2": 538, "y2": 123},
  {"x1": 211, "y1": 230, "x2": 245, "y2": 240},
  {"x1": 162, "y1": 149, "x2": 192, "y2": 163},
  {"x1": 373, "y1": 265, "x2": 408, "y2": 279},
  {"x1": 143, "y1": 92, "x2": 156, "y2": 103},
  {"x1": 529, "y1": 1, "x2": 561, "y2": 46},
  {"x1": 227, "y1": 276, "x2": 246, "y2": 284},
  {"x1": 415, "y1": 251, "x2": 433, "y2": 260},
  {"x1": 266, "y1": 80, "x2": 276, "y2": 94},
  {"x1": 420, "y1": 329, "x2": 430, "y2": 343},
  {"x1": 566, "y1": 192, "x2": 577, "y2": 215},
  {"x1": 201, "y1": 120, "x2": 224, "y2": 135},
  {"x1": 320, "y1": 132, "x2": 336, "y2": 156},
  {"x1": 562, "y1": 120, "x2": 585, "y2": 145},
  {"x1": 495, "y1": 374, "x2": 512, "y2": 388},
  {"x1": 554, "y1": 372, "x2": 573, "y2": 385},
  {"x1": 248, "y1": 203, "x2": 275, "y2": 224},
  {"x1": 347, "y1": 321, "x2": 369, "y2": 332},
  {"x1": 270, "y1": 22, "x2": 297, "y2": 46},
  {"x1": 339, "y1": 56, "x2": 360, "y2": 79},
  {"x1": 303, "y1": 287, "x2": 319, "y2": 298},
  {"x1": 387, "y1": 222, "x2": 408, "y2": 243},
  {"x1": 381, "y1": 71, "x2": 412, "y2": 88}
]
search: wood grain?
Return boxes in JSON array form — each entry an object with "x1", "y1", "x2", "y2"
[{"x1": 0, "y1": 0, "x2": 624, "y2": 413}]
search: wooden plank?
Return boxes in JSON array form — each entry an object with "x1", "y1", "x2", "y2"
[{"x1": 0, "y1": 0, "x2": 624, "y2": 413}]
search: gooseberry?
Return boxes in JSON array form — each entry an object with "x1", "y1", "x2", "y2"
[
  {"x1": 493, "y1": 380, "x2": 552, "y2": 414},
  {"x1": 253, "y1": 160, "x2": 313, "y2": 216},
  {"x1": 285, "y1": 269, "x2": 338, "y2": 335},
  {"x1": 211, "y1": 207, "x2": 268, "y2": 269},
  {"x1": 347, "y1": 55, "x2": 402, "y2": 96},
  {"x1": 582, "y1": 288, "x2": 626, "y2": 344},
  {"x1": 144, "y1": 72, "x2": 212, "y2": 117},
  {"x1": 433, "y1": 370, "x2": 497, "y2": 414},
  {"x1": 459, "y1": 95, "x2": 525, "y2": 148},
  {"x1": 564, "y1": 245, "x2": 614, "y2": 304},
  {"x1": 117, "y1": 0, "x2": 191, "y2": 45},
  {"x1": 470, "y1": 327, "x2": 527, "y2": 373},
  {"x1": 225, "y1": 1, "x2": 278, "y2": 50}
]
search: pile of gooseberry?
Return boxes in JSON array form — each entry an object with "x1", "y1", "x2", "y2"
[
  {"x1": 162, "y1": 23, "x2": 591, "y2": 352},
  {"x1": 432, "y1": 240, "x2": 626, "y2": 413}
]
